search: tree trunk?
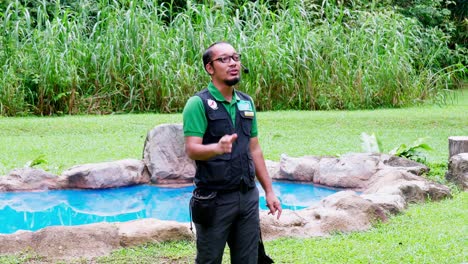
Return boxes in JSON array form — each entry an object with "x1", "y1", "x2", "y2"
[{"x1": 449, "y1": 136, "x2": 468, "y2": 159}]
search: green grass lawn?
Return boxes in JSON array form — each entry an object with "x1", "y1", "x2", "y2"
[
  {"x1": 0, "y1": 89, "x2": 466, "y2": 175},
  {"x1": 0, "y1": 89, "x2": 467, "y2": 263}
]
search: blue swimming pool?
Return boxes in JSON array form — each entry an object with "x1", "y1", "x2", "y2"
[{"x1": 0, "y1": 182, "x2": 339, "y2": 234}]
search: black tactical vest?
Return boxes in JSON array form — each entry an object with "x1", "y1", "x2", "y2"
[{"x1": 194, "y1": 88, "x2": 256, "y2": 191}]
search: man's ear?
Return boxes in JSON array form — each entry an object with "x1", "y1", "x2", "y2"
[{"x1": 205, "y1": 63, "x2": 214, "y2": 75}]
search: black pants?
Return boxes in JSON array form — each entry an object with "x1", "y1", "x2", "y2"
[{"x1": 195, "y1": 186, "x2": 259, "y2": 264}]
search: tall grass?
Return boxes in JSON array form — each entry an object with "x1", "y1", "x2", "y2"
[{"x1": 0, "y1": 0, "x2": 464, "y2": 115}]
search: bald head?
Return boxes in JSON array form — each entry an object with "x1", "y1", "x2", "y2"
[
  {"x1": 203, "y1": 41, "x2": 233, "y2": 71},
  {"x1": 202, "y1": 42, "x2": 241, "y2": 87}
]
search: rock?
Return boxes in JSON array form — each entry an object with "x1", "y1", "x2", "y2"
[
  {"x1": 274, "y1": 153, "x2": 430, "y2": 190},
  {"x1": 0, "y1": 219, "x2": 194, "y2": 261},
  {"x1": 361, "y1": 193, "x2": 407, "y2": 215},
  {"x1": 118, "y1": 219, "x2": 193, "y2": 247},
  {"x1": 275, "y1": 154, "x2": 319, "y2": 182},
  {"x1": 0, "y1": 231, "x2": 34, "y2": 255},
  {"x1": 265, "y1": 160, "x2": 281, "y2": 179},
  {"x1": 0, "y1": 168, "x2": 59, "y2": 192},
  {"x1": 260, "y1": 191, "x2": 388, "y2": 240},
  {"x1": 365, "y1": 169, "x2": 451, "y2": 202},
  {"x1": 318, "y1": 191, "x2": 387, "y2": 226},
  {"x1": 59, "y1": 159, "x2": 149, "y2": 189},
  {"x1": 314, "y1": 153, "x2": 381, "y2": 189},
  {"x1": 0, "y1": 223, "x2": 120, "y2": 260},
  {"x1": 365, "y1": 169, "x2": 422, "y2": 191},
  {"x1": 446, "y1": 153, "x2": 468, "y2": 191},
  {"x1": 382, "y1": 155, "x2": 429, "y2": 175},
  {"x1": 143, "y1": 124, "x2": 195, "y2": 184},
  {"x1": 259, "y1": 207, "x2": 324, "y2": 240}
]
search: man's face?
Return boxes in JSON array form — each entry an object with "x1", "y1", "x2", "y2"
[{"x1": 206, "y1": 43, "x2": 241, "y2": 86}]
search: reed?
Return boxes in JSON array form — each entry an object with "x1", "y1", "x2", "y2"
[{"x1": 0, "y1": 0, "x2": 463, "y2": 115}]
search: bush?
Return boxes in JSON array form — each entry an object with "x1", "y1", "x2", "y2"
[{"x1": 0, "y1": 0, "x2": 465, "y2": 115}]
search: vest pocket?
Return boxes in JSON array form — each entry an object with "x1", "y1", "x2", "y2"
[
  {"x1": 240, "y1": 115, "x2": 253, "y2": 136},
  {"x1": 246, "y1": 153, "x2": 256, "y2": 184},
  {"x1": 204, "y1": 159, "x2": 231, "y2": 183},
  {"x1": 207, "y1": 112, "x2": 232, "y2": 137},
  {"x1": 190, "y1": 188, "x2": 217, "y2": 226}
]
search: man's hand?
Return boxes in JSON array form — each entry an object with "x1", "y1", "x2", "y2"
[
  {"x1": 265, "y1": 192, "x2": 282, "y2": 220},
  {"x1": 217, "y1": 133, "x2": 238, "y2": 154}
]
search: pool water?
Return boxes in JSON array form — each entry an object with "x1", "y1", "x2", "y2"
[{"x1": 0, "y1": 182, "x2": 339, "y2": 234}]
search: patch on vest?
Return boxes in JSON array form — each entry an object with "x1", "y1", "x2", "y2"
[
  {"x1": 238, "y1": 100, "x2": 252, "y2": 111},
  {"x1": 207, "y1": 99, "x2": 218, "y2": 110},
  {"x1": 244, "y1": 111, "x2": 254, "y2": 117}
]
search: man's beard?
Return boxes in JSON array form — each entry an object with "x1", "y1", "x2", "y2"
[{"x1": 224, "y1": 77, "x2": 240, "y2": 86}]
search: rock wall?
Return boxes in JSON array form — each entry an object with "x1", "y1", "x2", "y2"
[{"x1": 0, "y1": 220, "x2": 193, "y2": 260}]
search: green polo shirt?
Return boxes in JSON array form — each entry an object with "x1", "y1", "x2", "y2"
[{"x1": 183, "y1": 82, "x2": 258, "y2": 138}]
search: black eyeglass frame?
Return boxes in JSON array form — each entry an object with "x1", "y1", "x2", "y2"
[{"x1": 209, "y1": 54, "x2": 241, "y2": 64}]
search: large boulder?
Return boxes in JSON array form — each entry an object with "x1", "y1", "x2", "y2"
[
  {"x1": 446, "y1": 153, "x2": 468, "y2": 191},
  {"x1": 143, "y1": 124, "x2": 195, "y2": 184},
  {"x1": 260, "y1": 191, "x2": 388, "y2": 240},
  {"x1": 0, "y1": 223, "x2": 120, "y2": 260},
  {"x1": 118, "y1": 219, "x2": 194, "y2": 247},
  {"x1": 268, "y1": 153, "x2": 429, "y2": 190},
  {"x1": 0, "y1": 168, "x2": 59, "y2": 192},
  {"x1": 365, "y1": 169, "x2": 452, "y2": 203},
  {"x1": 0, "y1": 219, "x2": 193, "y2": 261},
  {"x1": 58, "y1": 159, "x2": 149, "y2": 189},
  {"x1": 314, "y1": 153, "x2": 429, "y2": 189},
  {"x1": 275, "y1": 154, "x2": 319, "y2": 182},
  {"x1": 314, "y1": 153, "x2": 380, "y2": 188},
  {"x1": 360, "y1": 193, "x2": 407, "y2": 215}
]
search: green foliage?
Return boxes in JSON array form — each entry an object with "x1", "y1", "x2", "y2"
[
  {"x1": 425, "y1": 162, "x2": 449, "y2": 183},
  {"x1": 0, "y1": 0, "x2": 465, "y2": 116},
  {"x1": 392, "y1": 0, "x2": 452, "y2": 27},
  {"x1": 24, "y1": 154, "x2": 48, "y2": 168},
  {"x1": 361, "y1": 131, "x2": 433, "y2": 163},
  {"x1": 0, "y1": 252, "x2": 45, "y2": 264},
  {"x1": 392, "y1": 0, "x2": 467, "y2": 77},
  {"x1": 389, "y1": 137, "x2": 433, "y2": 163}
]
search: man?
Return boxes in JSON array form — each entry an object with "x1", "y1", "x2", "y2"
[{"x1": 183, "y1": 41, "x2": 282, "y2": 264}]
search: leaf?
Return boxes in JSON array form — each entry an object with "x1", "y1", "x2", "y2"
[
  {"x1": 416, "y1": 143, "x2": 432, "y2": 150},
  {"x1": 360, "y1": 132, "x2": 381, "y2": 153},
  {"x1": 390, "y1": 144, "x2": 407, "y2": 156},
  {"x1": 25, "y1": 155, "x2": 48, "y2": 168},
  {"x1": 389, "y1": 137, "x2": 432, "y2": 163}
]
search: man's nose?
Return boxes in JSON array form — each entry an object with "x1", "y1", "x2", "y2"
[{"x1": 228, "y1": 56, "x2": 237, "y2": 65}]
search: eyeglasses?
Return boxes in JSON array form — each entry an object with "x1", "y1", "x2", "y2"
[{"x1": 210, "y1": 54, "x2": 241, "y2": 64}]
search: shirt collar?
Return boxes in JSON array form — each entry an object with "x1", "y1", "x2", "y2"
[{"x1": 208, "y1": 82, "x2": 239, "y2": 104}]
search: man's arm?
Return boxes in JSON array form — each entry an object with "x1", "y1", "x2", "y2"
[
  {"x1": 250, "y1": 137, "x2": 282, "y2": 219},
  {"x1": 185, "y1": 134, "x2": 238, "y2": 161}
]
